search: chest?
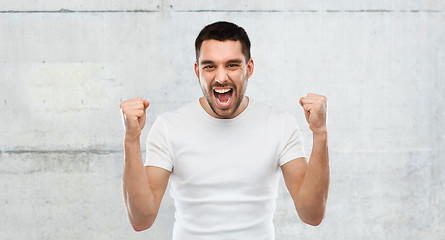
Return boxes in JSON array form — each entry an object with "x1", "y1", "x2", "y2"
[{"x1": 169, "y1": 122, "x2": 282, "y2": 197}]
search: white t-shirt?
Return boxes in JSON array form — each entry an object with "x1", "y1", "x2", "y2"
[{"x1": 145, "y1": 98, "x2": 306, "y2": 240}]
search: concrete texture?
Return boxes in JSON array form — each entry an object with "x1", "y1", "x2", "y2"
[{"x1": 1, "y1": 1, "x2": 444, "y2": 239}]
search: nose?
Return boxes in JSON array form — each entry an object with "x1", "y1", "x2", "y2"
[{"x1": 215, "y1": 67, "x2": 228, "y2": 84}]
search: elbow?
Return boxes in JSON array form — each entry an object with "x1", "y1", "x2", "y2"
[
  {"x1": 131, "y1": 218, "x2": 155, "y2": 232},
  {"x1": 128, "y1": 212, "x2": 156, "y2": 232},
  {"x1": 302, "y1": 216, "x2": 324, "y2": 226},
  {"x1": 133, "y1": 225, "x2": 147, "y2": 232},
  {"x1": 295, "y1": 194, "x2": 327, "y2": 226},
  {"x1": 300, "y1": 208, "x2": 325, "y2": 226},
  {"x1": 296, "y1": 202, "x2": 326, "y2": 227},
  {"x1": 132, "y1": 225, "x2": 151, "y2": 232}
]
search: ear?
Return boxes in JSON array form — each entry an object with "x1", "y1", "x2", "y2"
[
  {"x1": 247, "y1": 58, "x2": 254, "y2": 78},
  {"x1": 194, "y1": 61, "x2": 200, "y2": 79}
]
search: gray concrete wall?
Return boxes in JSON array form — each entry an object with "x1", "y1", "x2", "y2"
[{"x1": 1, "y1": 1, "x2": 444, "y2": 239}]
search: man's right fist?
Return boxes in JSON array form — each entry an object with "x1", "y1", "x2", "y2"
[{"x1": 120, "y1": 97, "x2": 150, "y2": 140}]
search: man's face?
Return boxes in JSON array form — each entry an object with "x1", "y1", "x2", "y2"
[{"x1": 194, "y1": 39, "x2": 254, "y2": 119}]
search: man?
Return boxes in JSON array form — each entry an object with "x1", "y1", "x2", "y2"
[{"x1": 120, "y1": 21, "x2": 329, "y2": 239}]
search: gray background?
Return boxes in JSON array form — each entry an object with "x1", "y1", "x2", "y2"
[{"x1": 1, "y1": 1, "x2": 444, "y2": 239}]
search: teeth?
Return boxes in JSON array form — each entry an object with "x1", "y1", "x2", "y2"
[{"x1": 214, "y1": 88, "x2": 231, "y2": 94}]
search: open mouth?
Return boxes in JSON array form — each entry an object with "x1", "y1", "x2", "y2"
[{"x1": 213, "y1": 87, "x2": 233, "y2": 108}]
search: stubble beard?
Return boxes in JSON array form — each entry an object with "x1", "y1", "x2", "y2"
[{"x1": 203, "y1": 75, "x2": 248, "y2": 119}]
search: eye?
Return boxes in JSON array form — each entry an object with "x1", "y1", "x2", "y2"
[
  {"x1": 203, "y1": 65, "x2": 215, "y2": 70},
  {"x1": 227, "y1": 64, "x2": 239, "y2": 68}
]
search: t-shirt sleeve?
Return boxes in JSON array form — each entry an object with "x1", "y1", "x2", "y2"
[
  {"x1": 144, "y1": 116, "x2": 174, "y2": 171},
  {"x1": 278, "y1": 112, "x2": 307, "y2": 166}
]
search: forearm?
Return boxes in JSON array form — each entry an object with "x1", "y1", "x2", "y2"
[
  {"x1": 122, "y1": 136, "x2": 157, "y2": 230},
  {"x1": 297, "y1": 131, "x2": 329, "y2": 224}
]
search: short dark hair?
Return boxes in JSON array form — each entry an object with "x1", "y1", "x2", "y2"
[{"x1": 195, "y1": 21, "x2": 251, "y2": 62}]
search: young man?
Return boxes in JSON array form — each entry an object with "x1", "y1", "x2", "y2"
[{"x1": 120, "y1": 21, "x2": 329, "y2": 239}]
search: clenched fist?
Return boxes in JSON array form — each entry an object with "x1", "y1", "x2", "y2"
[
  {"x1": 120, "y1": 97, "x2": 150, "y2": 140},
  {"x1": 299, "y1": 93, "x2": 327, "y2": 134}
]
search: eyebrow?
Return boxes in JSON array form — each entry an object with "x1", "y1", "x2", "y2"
[
  {"x1": 227, "y1": 59, "x2": 243, "y2": 64},
  {"x1": 200, "y1": 60, "x2": 215, "y2": 65},
  {"x1": 200, "y1": 58, "x2": 243, "y2": 65}
]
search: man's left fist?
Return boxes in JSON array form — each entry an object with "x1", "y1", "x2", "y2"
[{"x1": 299, "y1": 93, "x2": 327, "y2": 134}]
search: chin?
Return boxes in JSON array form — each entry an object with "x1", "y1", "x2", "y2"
[{"x1": 211, "y1": 95, "x2": 245, "y2": 119}]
